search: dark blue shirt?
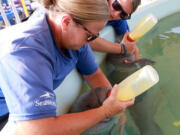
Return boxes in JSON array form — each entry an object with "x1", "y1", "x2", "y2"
[
  {"x1": 0, "y1": 13, "x2": 98, "y2": 121},
  {"x1": 0, "y1": 90, "x2": 8, "y2": 116},
  {"x1": 106, "y1": 20, "x2": 129, "y2": 35}
]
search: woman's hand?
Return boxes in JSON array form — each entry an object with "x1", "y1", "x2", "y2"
[
  {"x1": 121, "y1": 32, "x2": 138, "y2": 54},
  {"x1": 133, "y1": 45, "x2": 140, "y2": 59},
  {"x1": 101, "y1": 85, "x2": 135, "y2": 117}
]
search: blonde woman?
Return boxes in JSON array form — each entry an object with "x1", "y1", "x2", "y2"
[{"x1": 0, "y1": 0, "x2": 134, "y2": 134}]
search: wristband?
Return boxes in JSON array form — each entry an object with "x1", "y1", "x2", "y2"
[{"x1": 120, "y1": 42, "x2": 127, "y2": 56}]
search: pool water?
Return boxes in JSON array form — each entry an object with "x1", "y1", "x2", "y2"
[
  {"x1": 124, "y1": 12, "x2": 180, "y2": 135},
  {"x1": 80, "y1": 12, "x2": 180, "y2": 135}
]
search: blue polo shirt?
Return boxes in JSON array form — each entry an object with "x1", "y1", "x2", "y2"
[
  {"x1": 0, "y1": 90, "x2": 8, "y2": 116},
  {"x1": 106, "y1": 19, "x2": 129, "y2": 35},
  {"x1": 0, "y1": 13, "x2": 98, "y2": 121}
]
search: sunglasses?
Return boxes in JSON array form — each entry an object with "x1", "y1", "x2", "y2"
[
  {"x1": 112, "y1": 0, "x2": 131, "y2": 20},
  {"x1": 73, "y1": 18, "x2": 99, "y2": 42}
]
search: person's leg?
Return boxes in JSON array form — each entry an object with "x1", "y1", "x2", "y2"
[{"x1": 0, "y1": 113, "x2": 9, "y2": 131}]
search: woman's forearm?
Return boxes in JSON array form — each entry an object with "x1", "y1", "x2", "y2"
[
  {"x1": 89, "y1": 37, "x2": 122, "y2": 54},
  {"x1": 16, "y1": 107, "x2": 107, "y2": 135}
]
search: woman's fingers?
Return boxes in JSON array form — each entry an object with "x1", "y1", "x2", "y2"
[{"x1": 109, "y1": 84, "x2": 118, "y2": 98}]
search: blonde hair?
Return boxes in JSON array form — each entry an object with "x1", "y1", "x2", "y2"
[
  {"x1": 37, "y1": 0, "x2": 109, "y2": 22},
  {"x1": 131, "y1": 0, "x2": 141, "y2": 13}
]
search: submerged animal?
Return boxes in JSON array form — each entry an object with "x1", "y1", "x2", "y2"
[
  {"x1": 105, "y1": 54, "x2": 155, "y2": 83},
  {"x1": 70, "y1": 87, "x2": 110, "y2": 113},
  {"x1": 70, "y1": 86, "x2": 125, "y2": 135},
  {"x1": 106, "y1": 54, "x2": 155, "y2": 67}
]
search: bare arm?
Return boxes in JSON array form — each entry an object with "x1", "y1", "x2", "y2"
[
  {"x1": 89, "y1": 37, "x2": 122, "y2": 54},
  {"x1": 83, "y1": 68, "x2": 112, "y2": 89},
  {"x1": 16, "y1": 106, "x2": 107, "y2": 135},
  {"x1": 16, "y1": 85, "x2": 134, "y2": 135},
  {"x1": 90, "y1": 32, "x2": 140, "y2": 57}
]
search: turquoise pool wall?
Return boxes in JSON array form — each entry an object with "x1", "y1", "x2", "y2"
[{"x1": 128, "y1": 0, "x2": 180, "y2": 30}]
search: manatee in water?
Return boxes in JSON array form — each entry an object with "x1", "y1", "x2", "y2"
[
  {"x1": 70, "y1": 87, "x2": 113, "y2": 134},
  {"x1": 105, "y1": 54, "x2": 155, "y2": 84},
  {"x1": 106, "y1": 54, "x2": 155, "y2": 67},
  {"x1": 70, "y1": 87, "x2": 124, "y2": 134},
  {"x1": 70, "y1": 87, "x2": 110, "y2": 113}
]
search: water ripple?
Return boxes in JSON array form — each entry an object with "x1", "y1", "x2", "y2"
[
  {"x1": 159, "y1": 34, "x2": 169, "y2": 39},
  {"x1": 165, "y1": 27, "x2": 180, "y2": 34}
]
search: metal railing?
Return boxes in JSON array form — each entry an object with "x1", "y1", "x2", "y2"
[
  {"x1": 0, "y1": 0, "x2": 33, "y2": 29},
  {"x1": 0, "y1": 1, "x2": 10, "y2": 27}
]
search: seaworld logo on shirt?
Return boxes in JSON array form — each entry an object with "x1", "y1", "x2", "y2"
[
  {"x1": 34, "y1": 92, "x2": 56, "y2": 107},
  {"x1": 40, "y1": 92, "x2": 55, "y2": 98}
]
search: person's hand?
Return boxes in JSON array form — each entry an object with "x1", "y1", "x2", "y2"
[
  {"x1": 101, "y1": 85, "x2": 135, "y2": 117},
  {"x1": 121, "y1": 32, "x2": 138, "y2": 54},
  {"x1": 133, "y1": 45, "x2": 140, "y2": 59},
  {"x1": 124, "y1": 46, "x2": 140, "y2": 63}
]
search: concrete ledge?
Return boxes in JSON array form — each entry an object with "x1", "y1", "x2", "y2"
[
  {"x1": 93, "y1": 26, "x2": 116, "y2": 64},
  {"x1": 128, "y1": 0, "x2": 180, "y2": 29}
]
